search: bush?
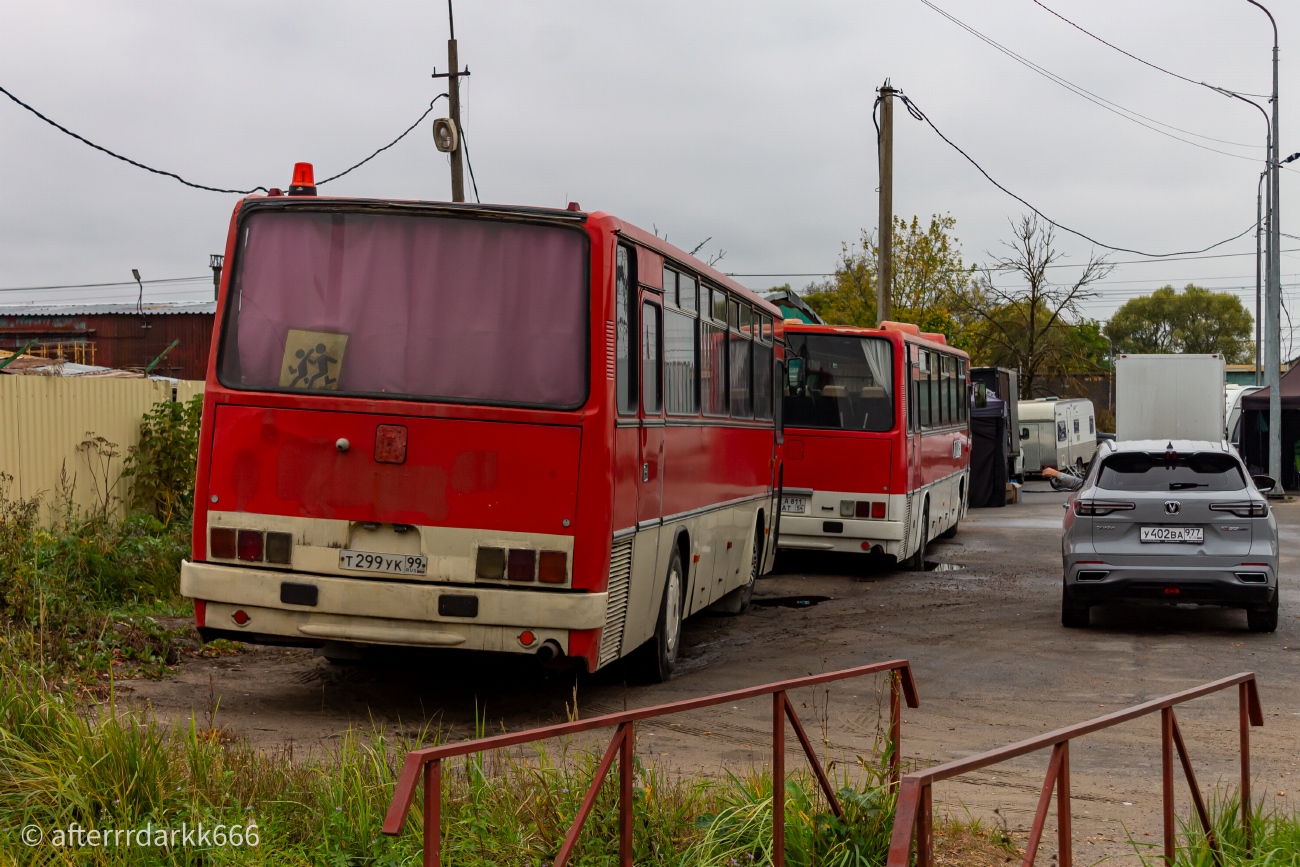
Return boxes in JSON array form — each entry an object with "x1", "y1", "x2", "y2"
[{"x1": 122, "y1": 394, "x2": 203, "y2": 527}]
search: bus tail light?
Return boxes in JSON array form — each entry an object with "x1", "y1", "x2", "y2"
[
  {"x1": 855, "y1": 501, "x2": 870, "y2": 518},
  {"x1": 508, "y1": 549, "x2": 537, "y2": 581},
  {"x1": 871, "y1": 501, "x2": 886, "y2": 519},
  {"x1": 475, "y1": 547, "x2": 505, "y2": 580},
  {"x1": 265, "y1": 532, "x2": 293, "y2": 564},
  {"x1": 210, "y1": 527, "x2": 237, "y2": 559},
  {"x1": 231, "y1": 609, "x2": 250, "y2": 626},
  {"x1": 194, "y1": 599, "x2": 206, "y2": 628},
  {"x1": 538, "y1": 551, "x2": 568, "y2": 584},
  {"x1": 840, "y1": 500, "x2": 854, "y2": 518},
  {"x1": 237, "y1": 530, "x2": 264, "y2": 562}
]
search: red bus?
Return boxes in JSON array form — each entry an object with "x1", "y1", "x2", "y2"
[
  {"x1": 777, "y1": 321, "x2": 970, "y2": 567},
  {"x1": 181, "y1": 176, "x2": 785, "y2": 681}
]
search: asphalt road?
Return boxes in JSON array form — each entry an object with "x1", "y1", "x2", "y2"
[{"x1": 131, "y1": 480, "x2": 1300, "y2": 863}]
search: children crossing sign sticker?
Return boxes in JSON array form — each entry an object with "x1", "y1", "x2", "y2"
[{"x1": 280, "y1": 329, "x2": 348, "y2": 390}]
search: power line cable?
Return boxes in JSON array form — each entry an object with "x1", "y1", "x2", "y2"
[
  {"x1": 1, "y1": 83, "x2": 447, "y2": 194},
  {"x1": 1028, "y1": 0, "x2": 1270, "y2": 100},
  {"x1": 894, "y1": 90, "x2": 1258, "y2": 258},
  {"x1": 0, "y1": 275, "x2": 210, "y2": 294},
  {"x1": 0, "y1": 84, "x2": 268, "y2": 194},
  {"x1": 918, "y1": 0, "x2": 1263, "y2": 157},
  {"x1": 459, "y1": 124, "x2": 481, "y2": 203},
  {"x1": 728, "y1": 247, "x2": 1300, "y2": 278},
  {"x1": 318, "y1": 94, "x2": 448, "y2": 186}
]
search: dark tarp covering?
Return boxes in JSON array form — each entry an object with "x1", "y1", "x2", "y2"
[
  {"x1": 969, "y1": 392, "x2": 1008, "y2": 507},
  {"x1": 1240, "y1": 365, "x2": 1300, "y2": 489}
]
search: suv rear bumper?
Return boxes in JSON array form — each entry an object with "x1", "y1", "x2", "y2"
[{"x1": 1065, "y1": 564, "x2": 1275, "y2": 608}]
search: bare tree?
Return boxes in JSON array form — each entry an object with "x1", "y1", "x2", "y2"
[{"x1": 962, "y1": 215, "x2": 1113, "y2": 398}]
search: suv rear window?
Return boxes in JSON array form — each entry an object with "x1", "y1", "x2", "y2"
[{"x1": 1097, "y1": 452, "x2": 1246, "y2": 492}]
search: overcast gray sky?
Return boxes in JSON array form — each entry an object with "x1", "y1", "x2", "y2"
[{"x1": 1, "y1": 1, "x2": 1297, "y2": 335}]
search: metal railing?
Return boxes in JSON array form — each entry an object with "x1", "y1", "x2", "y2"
[
  {"x1": 886, "y1": 671, "x2": 1264, "y2": 866},
  {"x1": 382, "y1": 658, "x2": 919, "y2": 867}
]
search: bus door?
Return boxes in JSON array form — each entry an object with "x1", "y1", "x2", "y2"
[
  {"x1": 638, "y1": 297, "x2": 665, "y2": 529},
  {"x1": 908, "y1": 344, "x2": 922, "y2": 496}
]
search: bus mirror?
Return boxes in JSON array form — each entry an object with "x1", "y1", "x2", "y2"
[
  {"x1": 975, "y1": 383, "x2": 987, "y2": 408},
  {"x1": 787, "y1": 358, "x2": 806, "y2": 389},
  {"x1": 1020, "y1": 427, "x2": 1030, "y2": 441}
]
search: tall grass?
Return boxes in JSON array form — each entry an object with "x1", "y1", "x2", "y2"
[
  {"x1": 1131, "y1": 791, "x2": 1300, "y2": 866},
  {"x1": 0, "y1": 676, "x2": 901, "y2": 865}
]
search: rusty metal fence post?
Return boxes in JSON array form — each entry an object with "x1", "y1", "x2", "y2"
[
  {"x1": 884, "y1": 672, "x2": 1264, "y2": 867},
  {"x1": 383, "y1": 660, "x2": 920, "y2": 867}
]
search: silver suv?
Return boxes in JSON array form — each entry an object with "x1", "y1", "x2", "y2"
[{"x1": 1060, "y1": 440, "x2": 1279, "y2": 632}]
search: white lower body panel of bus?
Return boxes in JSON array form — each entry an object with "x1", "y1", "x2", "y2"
[
  {"x1": 181, "y1": 561, "x2": 607, "y2": 655},
  {"x1": 777, "y1": 474, "x2": 967, "y2": 560}
]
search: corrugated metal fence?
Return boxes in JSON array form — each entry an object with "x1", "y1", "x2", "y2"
[{"x1": 0, "y1": 377, "x2": 205, "y2": 522}]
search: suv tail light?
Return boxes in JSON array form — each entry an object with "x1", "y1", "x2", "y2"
[
  {"x1": 1074, "y1": 501, "x2": 1135, "y2": 517},
  {"x1": 1210, "y1": 502, "x2": 1268, "y2": 517}
]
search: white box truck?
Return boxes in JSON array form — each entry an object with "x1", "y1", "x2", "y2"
[{"x1": 1115, "y1": 354, "x2": 1225, "y2": 442}]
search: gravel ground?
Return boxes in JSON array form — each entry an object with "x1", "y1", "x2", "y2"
[{"x1": 128, "y1": 480, "x2": 1300, "y2": 864}]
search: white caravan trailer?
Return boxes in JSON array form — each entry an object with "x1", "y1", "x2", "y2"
[{"x1": 1017, "y1": 398, "x2": 1098, "y2": 475}]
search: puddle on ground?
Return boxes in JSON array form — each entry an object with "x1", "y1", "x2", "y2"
[
  {"x1": 924, "y1": 561, "x2": 966, "y2": 572},
  {"x1": 751, "y1": 595, "x2": 832, "y2": 609}
]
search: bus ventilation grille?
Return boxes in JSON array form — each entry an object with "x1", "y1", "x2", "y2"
[
  {"x1": 600, "y1": 536, "x2": 634, "y2": 667},
  {"x1": 902, "y1": 494, "x2": 913, "y2": 552}
]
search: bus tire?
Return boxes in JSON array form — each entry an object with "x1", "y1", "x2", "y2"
[
  {"x1": 710, "y1": 519, "x2": 761, "y2": 616},
  {"x1": 908, "y1": 501, "x2": 929, "y2": 571},
  {"x1": 940, "y1": 520, "x2": 958, "y2": 540},
  {"x1": 632, "y1": 548, "x2": 685, "y2": 683}
]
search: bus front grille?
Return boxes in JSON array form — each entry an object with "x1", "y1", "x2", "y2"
[{"x1": 599, "y1": 536, "x2": 634, "y2": 667}]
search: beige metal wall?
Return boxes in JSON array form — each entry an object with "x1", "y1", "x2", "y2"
[{"x1": 0, "y1": 378, "x2": 205, "y2": 521}]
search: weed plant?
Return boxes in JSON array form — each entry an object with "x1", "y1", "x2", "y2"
[
  {"x1": 0, "y1": 396, "x2": 203, "y2": 692},
  {"x1": 1131, "y1": 791, "x2": 1300, "y2": 866},
  {"x1": 0, "y1": 675, "x2": 902, "y2": 866}
]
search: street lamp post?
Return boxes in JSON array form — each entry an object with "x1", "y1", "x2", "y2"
[{"x1": 1243, "y1": 1, "x2": 1280, "y2": 489}]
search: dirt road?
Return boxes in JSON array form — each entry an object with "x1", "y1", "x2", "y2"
[{"x1": 131, "y1": 482, "x2": 1300, "y2": 863}]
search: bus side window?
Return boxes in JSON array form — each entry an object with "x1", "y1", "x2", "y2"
[
  {"x1": 642, "y1": 300, "x2": 662, "y2": 415},
  {"x1": 918, "y1": 350, "x2": 932, "y2": 429},
  {"x1": 908, "y1": 346, "x2": 919, "y2": 432},
  {"x1": 616, "y1": 246, "x2": 636, "y2": 415}
]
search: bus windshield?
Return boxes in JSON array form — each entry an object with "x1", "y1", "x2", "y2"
[
  {"x1": 218, "y1": 210, "x2": 589, "y2": 408},
  {"x1": 783, "y1": 333, "x2": 894, "y2": 431}
]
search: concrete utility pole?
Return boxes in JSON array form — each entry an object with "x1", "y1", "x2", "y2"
[
  {"x1": 432, "y1": 0, "x2": 469, "y2": 202},
  {"x1": 877, "y1": 83, "x2": 895, "y2": 324},
  {"x1": 446, "y1": 25, "x2": 466, "y2": 204}
]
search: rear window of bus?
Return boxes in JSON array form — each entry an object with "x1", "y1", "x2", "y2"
[
  {"x1": 783, "y1": 333, "x2": 894, "y2": 432},
  {"x1": 218, "y1": 210, "x2": 589, "y2": 408},
  {"x1": 1097, "y1": 452, "x2": 1246, "y2": 492}
]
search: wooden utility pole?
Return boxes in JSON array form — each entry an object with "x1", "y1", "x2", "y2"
[
  {"x1": 446, "y1": 0, "x2": 466, "y2": 202},
  {"x1": 877, "y1": 83, "x2": 895, "y2": 324}
]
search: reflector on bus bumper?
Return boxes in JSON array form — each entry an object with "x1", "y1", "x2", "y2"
[{"x1": 180, "y1": 560, "x2": 607, "y2": 635}]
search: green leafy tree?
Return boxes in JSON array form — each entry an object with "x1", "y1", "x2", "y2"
[
  {"x1": 958, "y1": 215, "x2": 1112, "y2": 398},
  {"x1": 1105, "y1": 284, "x2": 1254, "y2": 362},
  {"x1": 801, "y1": 214, "x2": 976, "y2": 347}
]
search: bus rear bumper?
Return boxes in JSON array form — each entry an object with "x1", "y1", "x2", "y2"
[
  {"x1": 777, "y1": 516, "x2": 905, "y2": 555},
  {"x1": 181, "y1": 560, "x2": 607, "y2": 655}
]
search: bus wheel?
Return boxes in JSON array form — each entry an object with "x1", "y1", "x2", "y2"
[
  {"x1": 908, "y1": 502, "x2": 929, "y2": 571},
  {"x1": 940, "y1": 519, "x2": 958, "y2": 540},
  {"x1": 633, "y1": 548, "x2": 685, "y2": 683}
]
